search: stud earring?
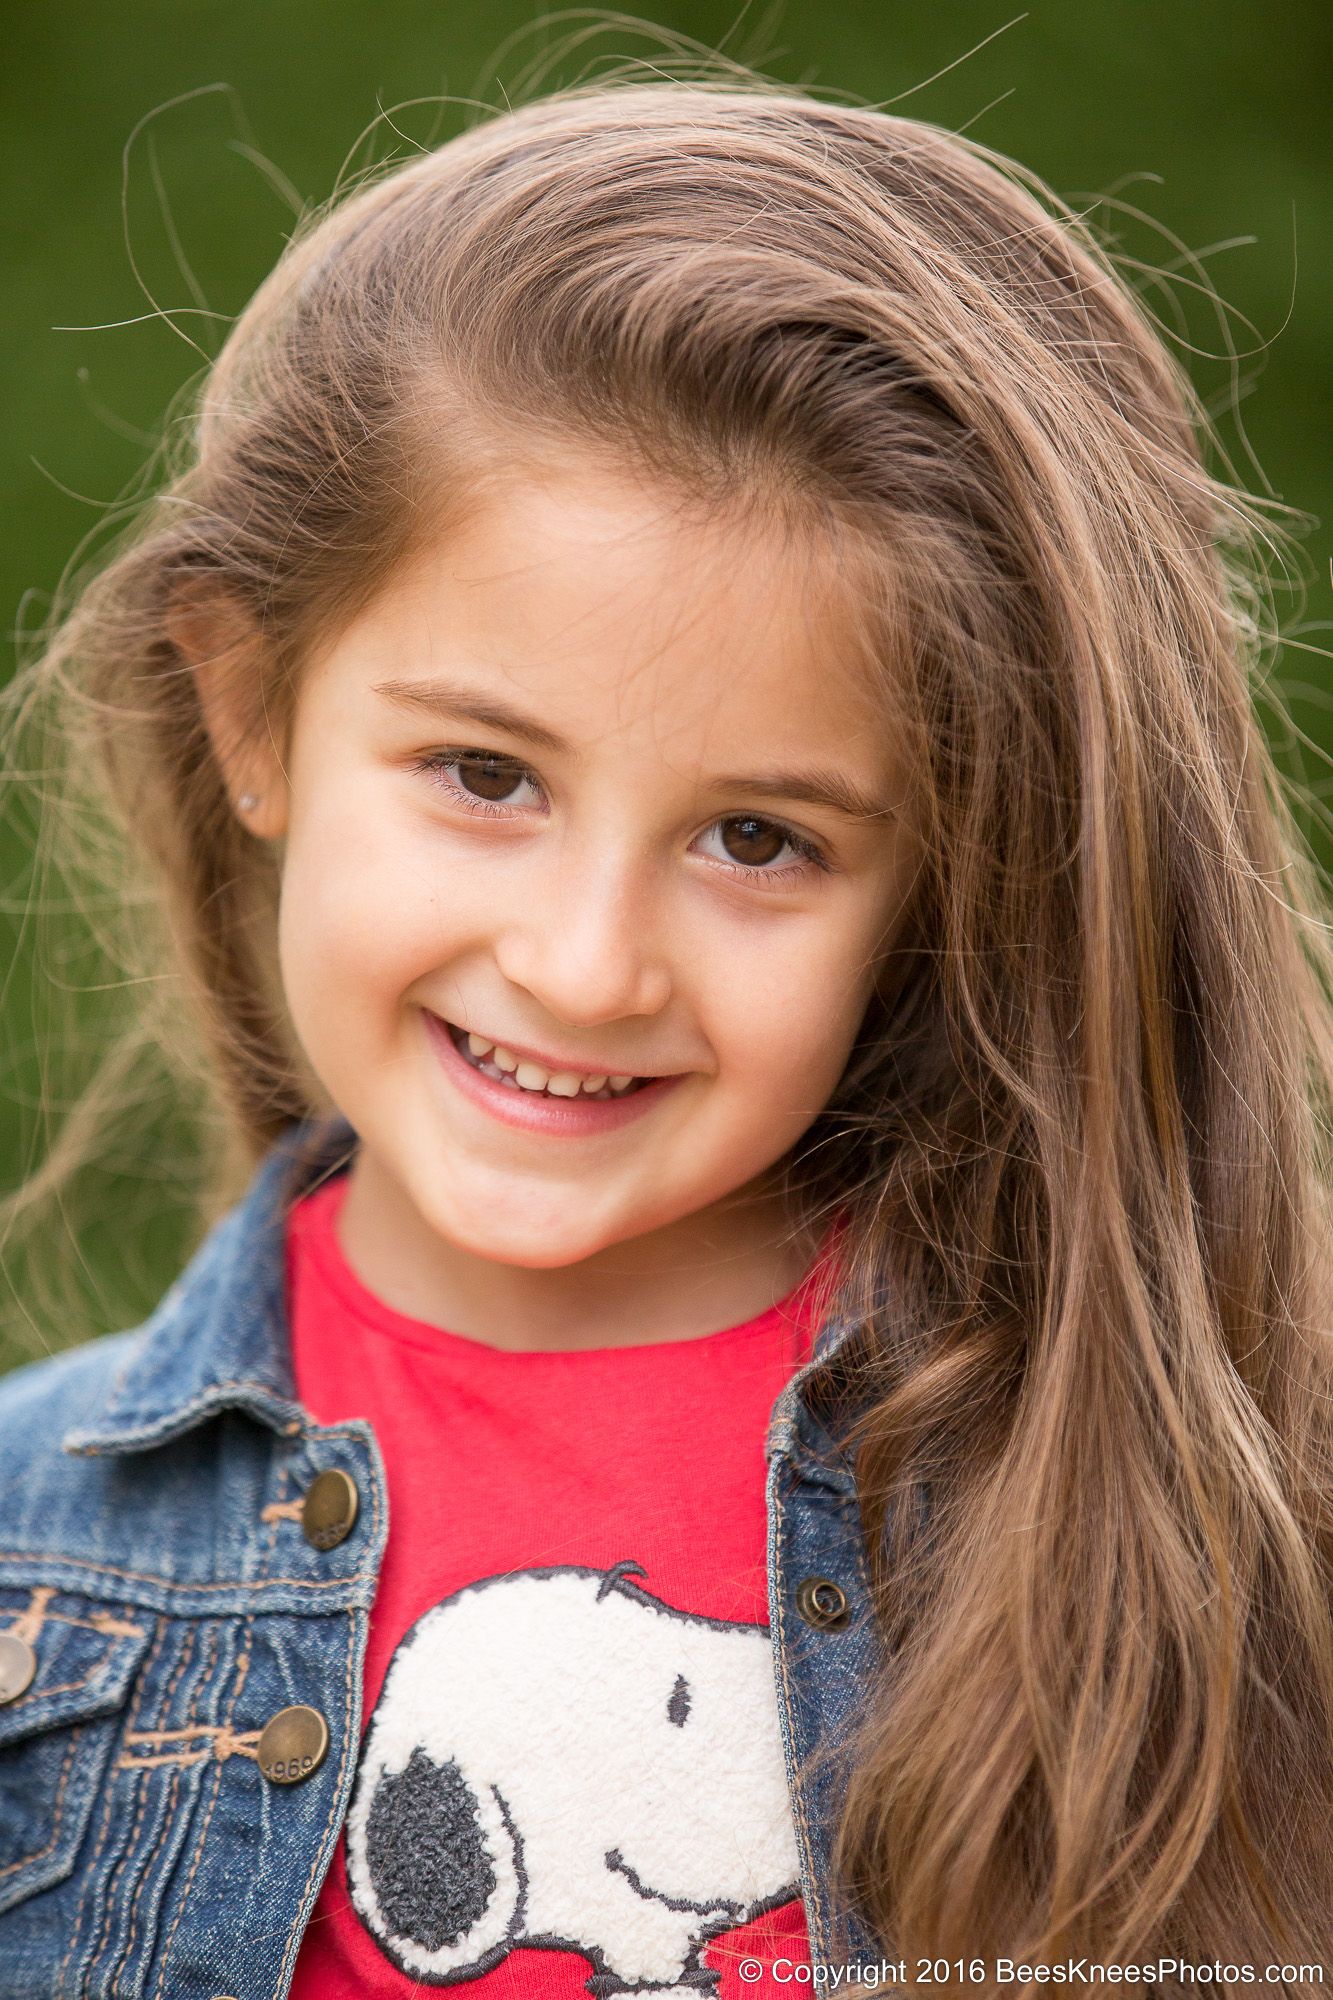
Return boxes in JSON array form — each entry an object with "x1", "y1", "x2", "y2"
[{"x1": 238, "y1": 792, "x2": 260, "y2": 812}]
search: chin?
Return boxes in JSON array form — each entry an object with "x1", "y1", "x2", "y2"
[
  {"x1": 463, "y1": 1228, "x2": 608, "y2": 1272},
  {"x1": 425, "y1": 1201, "x2": 611, "y2": 1272}
]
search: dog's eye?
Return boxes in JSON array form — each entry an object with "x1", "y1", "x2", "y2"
[{"x1": 667, "y1": 1673, "x2": 691, "y2": 1727}]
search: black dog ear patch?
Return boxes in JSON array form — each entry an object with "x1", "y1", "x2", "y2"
[{"x1": 366, "y1": 1748, "x2": 494, "y2": 1954}]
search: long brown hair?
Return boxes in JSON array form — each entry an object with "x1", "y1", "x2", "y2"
[{"x1": 5, "y1": 43, "x2": 1332, "y2": 1984}]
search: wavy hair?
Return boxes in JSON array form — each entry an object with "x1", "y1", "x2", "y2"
[{"x1": 4, "y1": 45, "x2": 1333, "y2": 1984}]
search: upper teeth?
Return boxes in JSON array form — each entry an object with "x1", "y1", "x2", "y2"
[{"x1": 466, "y1": 1031, "x2": 637, "y2": 1097}]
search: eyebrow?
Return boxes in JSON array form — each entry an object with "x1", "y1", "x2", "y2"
[{"x1": 372, "y1": 676, "x2": 899, "y2": 823}]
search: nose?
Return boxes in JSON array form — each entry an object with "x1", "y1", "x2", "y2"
[{"x1": 491, "y1": 840, "x2": 673, "y2": 1028}]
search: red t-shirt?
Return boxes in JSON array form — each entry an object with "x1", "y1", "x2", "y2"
[{"x1": 286, "y1": 1169, "x2": 835, "y2": 1998}]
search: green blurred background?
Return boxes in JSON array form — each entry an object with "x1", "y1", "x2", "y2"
[{"x1": 2, "y1": 1, "x2": 1330, "y2": 1371}]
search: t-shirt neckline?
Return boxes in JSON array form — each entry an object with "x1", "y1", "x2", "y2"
[{"x1": 288, "y1": 1170, "x2": 839, "y2": 1364}]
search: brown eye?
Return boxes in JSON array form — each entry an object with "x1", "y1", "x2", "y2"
[
  {"x1": 455, "y1": 753, "x2": 524, "y2": 803},
  {"x1": 720, "y1": 816, "x2": 787, "y2": 867}
]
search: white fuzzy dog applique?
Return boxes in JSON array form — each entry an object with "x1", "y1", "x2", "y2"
[{"x1": 344, "y1": 1560, "x2": 802, "y2": 1994}]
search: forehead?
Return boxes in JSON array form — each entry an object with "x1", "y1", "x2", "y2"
[{"x1": 316, "y1": 451, "x2": 892, "y2": 760}]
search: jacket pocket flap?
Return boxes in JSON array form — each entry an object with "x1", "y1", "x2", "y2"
[{"x1": 0, "y1": 1604, "x2": 153, "y2": 1748}]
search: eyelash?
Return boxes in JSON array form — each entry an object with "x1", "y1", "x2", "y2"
[{"x1": 408, "y1": 748, "x2": 832, "y2": 885}]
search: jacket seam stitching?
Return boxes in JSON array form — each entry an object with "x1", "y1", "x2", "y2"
[
  {"x1": 0, "y1": 1552, "x2": 373, "y2": 1593},
  {"x1": 147, "y1": 1501, "x2": 265, "y2": 1997},
  {"x1": 0, "y1": 1608, "x2": 148, "y2": 1640},
  {"x1": 149, "y1": 1614, "x2": 244, "y2": 2000},
  {"x1": 85, "y1": 1617, "x2": 197, "y2": 1990},
  {"x1": 2, "y1": 1671, "x2": 113, "y2": 1707},
  {"x1": 147, "y1": 1740, "x2": 221, "y2": 1996},
  {"x1": 71, "y1": 1379, "x2": 289, "y2": 1445},
  {"x1": 0, "y1": 1722, "x2": 83, "y2": 1883},
  {"x1": 58, "y1": 1613, "x2": 168, "y2": 1993},
  {"x1": 111, "y1": 1619, "x2": 215, "y2": 1991},
  {"x1": 71, "y1": 1391, "x2": 343, "y2": 1449},
  {"x1": 771, "y1": 1468, "x2": 830, "y2": 1962},
  {"x1": 275, "y1": 1607, "x2": 358, "y2": 1992}
]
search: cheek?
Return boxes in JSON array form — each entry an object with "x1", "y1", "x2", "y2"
[
  {"x1": 285, "y1": 774, "x2": 477, "y2": 961},
  {"x1": 712, "y1": 955, "x2": 872, "y2": 1126},
  {"x1": 276, "y1": 799, "x2": 441, "y2": 1044}
]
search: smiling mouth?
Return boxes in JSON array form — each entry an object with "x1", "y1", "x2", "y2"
[{"x1": 440, "y1": 1017, "x2": 652, "y2": 1103}]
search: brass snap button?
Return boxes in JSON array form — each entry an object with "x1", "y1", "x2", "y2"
[
  {"x1": 301, "y1": 1468, "x2": 359, "y2": 1551},
  {"x1": 257, "y1": 1704, "x2": 329, "y2": 1786},
  {"x1": 0, "y1": 1632, "x2": 37, "y2": 1705},
  {"x1": 794, "y1": 1575, "x2": 850, "y2": 1631}
]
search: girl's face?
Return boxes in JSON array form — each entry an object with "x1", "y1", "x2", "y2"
[{"x1": 257, "y1": 451, "x2": 919, "y2": 1270}]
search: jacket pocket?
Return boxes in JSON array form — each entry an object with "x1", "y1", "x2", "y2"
[{"x1": 0, "y1": 1591, "x2": 154, "y2": 1914}]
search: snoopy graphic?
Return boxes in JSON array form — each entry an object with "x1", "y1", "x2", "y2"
[{"x1": 345, "y1": 1560, "x2": 802, "y2": 1993}]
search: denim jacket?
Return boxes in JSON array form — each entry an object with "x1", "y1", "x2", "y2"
[{"x1": 0, "y1": 1112, "x2": 891, "y2": 1998}]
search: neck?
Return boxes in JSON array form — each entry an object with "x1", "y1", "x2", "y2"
[{"x1": 333, "y1": 1146, "x2": 823, "y2": 1353}]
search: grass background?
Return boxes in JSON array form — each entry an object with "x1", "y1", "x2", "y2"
[{"x1": 2, "y1": 1, "x2": 1330, "y2": 1371}]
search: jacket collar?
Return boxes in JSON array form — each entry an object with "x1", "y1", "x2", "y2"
[{"x1": 62, "y1": 1111, "x2": 358, "y2": 1456}]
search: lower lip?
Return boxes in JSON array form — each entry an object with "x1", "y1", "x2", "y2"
[{"x1": 423, "y1": 1010, "x2": 687, "y2": 1138}]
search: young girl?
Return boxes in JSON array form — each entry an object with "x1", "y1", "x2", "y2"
[{"x1": 2, "y1": 59, "x2": 1331, "y2": 2000}]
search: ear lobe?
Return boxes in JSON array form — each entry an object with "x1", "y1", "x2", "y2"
[{"x1": 165, "y1": 580, "x2": 286, "y2": 839}]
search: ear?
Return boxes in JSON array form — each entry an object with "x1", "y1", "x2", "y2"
[
  {"x1": 165, "y1": 579, "x2": 288, "y2": 841},
  {"x1": 345, "y1": 1746, "x2": 523, "y2": 1979}
]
